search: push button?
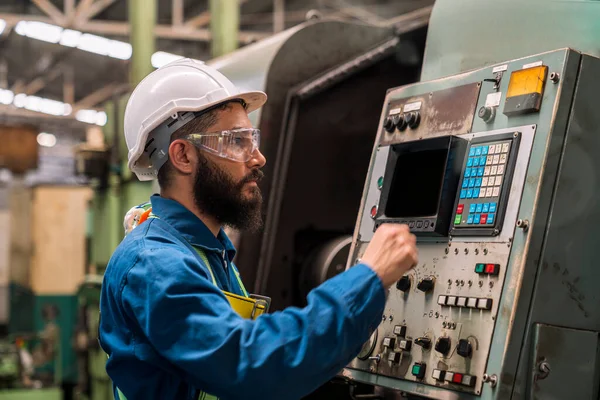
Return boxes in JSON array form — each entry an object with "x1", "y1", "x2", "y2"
[
  {"x1": 475, "y1": 147, "x2": 482, "y2": 156},
  {"x1": 412, "y1": 363, "x2": 426, "y2": 379},
  {"x1": 477, "y1": 298, "x2": 493, "y2": 310},
  {"x1": 388, "y1": 351, "x2": 401, "y2": 363},
  {"x1": 473, "y1": 158, "x2": 480, "y2": 167},
  {"x1": 481, "y1": 145, "x2": 489, "y2": 155},
  {"x1": 462, "y1": 375, "x2": 476, "y2": 387},
  {"x1": 398, "y1": 339, "x2": 412, "y2": 351},
  {"x1": 393, "y1": 325, "x2": 407, "y2": 337},
  {"x1": 467, "y1": 215, "x2": 474, "y2": 224},
  {"x1": 467, "y1": 158, "x2": 473, "y2": 167},
  {"x1": 438, "y1": 295, "x2": 447, "y2": 305},
  {"x1": 485, "y1": 264, "x2": 500, "y2": 275},
  {"x1": 488, "y1": 213, "x2": 495, "y2": 224},
  {"x1": 489, "y1": 202, "x2": 497, "y2": 213},
  {"x1": 473, "y1": 188, "x2": 480, "y2": 198},
  {"x1": 457, "y1": 297, "x2": 467, "y2": 307},
  {"x1": 446, "y1": 296, "x2": 457, "y2": 306},
  {"x1": 464, "y1": 168, "x2": 471, "y2": 178},
  {"x1": 454, "y1": 214, "x2": 462, "y2": 225},
  {"x1": 475, "y1": 263, "x2": 485, "y2": 274},
  {"x1": 466, "y1": 189, "x2": 473, "y2": 198},
  {"x1": 460, "y1": 190, "x2": 467, "y2": 199},
  {"x1": 482, "y1": 203, "x2": 490, "y2": 213},
  {"x1": 432, "y1": 369, "x2": 446, "y2": 381},
  {"x1": 467, "y1": 298, "x2": 478, "y2": 308},
  {"x1": 462, "y1": 179, "x2": 469, "y2": 188},
  {"x1": 476, "y1": 203, "x2": 483, "y2": 213},
  {"x1": 478, "y1": 167, "x2": 485, "y2": 177},
  {"x1": 452, "y1": 373, "x2": 464, "y2": 384},
  {"x1": 474, "y1": 214, "x2": 481, "y2": 224},
  {"x1": 457, "y1": 204, "x2": 464, "y2": 214},
  {"x1": 469, "y1": 204, "x2": 476, "y2": 213},
  {"x1": 480, "y1": 214, "x2": 488, "y2": 224},
  {"x1": 469, "y1": 147, "x2": 476, "y2": 157},
  {"x1": 382, "y1": 337, "x2": 395, "y2": 348},
  {"x1": 444, "y1": 372, "x2": 454, "y2": 383}
]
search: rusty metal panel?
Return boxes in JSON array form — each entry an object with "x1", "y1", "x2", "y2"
[
  {"x1": 381, "y1": 82, "x2": 481, "y2": 146},
  {"x1": 529, "y1": 324, "x2": 600, "y2": 400},
  {"x1": 0, "y1": 125, "x2": 38, "y2": 174}
]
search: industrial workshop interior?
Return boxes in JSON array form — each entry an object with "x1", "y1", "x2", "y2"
[{"x1": 2, "y1": 0, "x2": 600, "y2": 399}]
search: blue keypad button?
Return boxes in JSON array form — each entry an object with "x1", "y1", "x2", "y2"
[
  {"x1": 473, "y1": 158, "x2": 480, "y2": 167},
  {"x1": 475, "y1": 178, "x2": 482, "y2": 187},
  {"x1": 478, "y1": 167, "x2": 485, "y2": 177},
  {"x1": 476, "y1": 203, "x2": 483, "y2": 213},
  {"x1": 482, "y1": 145, "x2": 489, "y2": 155},
  {"x1": 469, "y1": 147, "x2": 476, "y2": 156},
  {"x1": 467, "y1": 158, "x2": 474, "y2": 167},
  {"x1": 475, "y1": 147, "x2": 482, "y2": 156},
  {"x1": 467, "y1": 215, "x2": 474, "y2": 224},
  {"x1": 489, "y1": 202, "x2": 497, "y2": 213},
  {"x1": 474, "y1": 188, "x2": 480, "y2": 198},
  {"x1": 480, "y1": 156, "x2": 487, "y2": 165},
  {"x1": 469, "y1": 178, "x2": 475, "y2": 188},
  {"x1": 460, "y1": 189, "x2": 467, "y2": 199},
  {"x1": 482, "y1": 203, "x2": 490, "y2": 213},
  {"x1": 469, "y1": 204, "x2": 476, "y2": 213},
  {"x1": 464, "y1": 168, "x2": 471, "y2": 178},
  {"x1": 474, "y1": 214, "x2": 481, "y2": 224},
  {"x1": 462, "y1": 179, "x2": 469, "y2": 188},
  {"x1": 466, "y1": 189, "x2": 473, "y2": 198},
  {"x1": 488, "y1": 213, "x2": 495, "y2": 224}
]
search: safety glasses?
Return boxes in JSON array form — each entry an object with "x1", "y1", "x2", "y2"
[{"x1": 185, "y1": 128, "x2": 261, "y2": 163}]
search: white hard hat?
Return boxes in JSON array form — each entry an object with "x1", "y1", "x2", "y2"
[{"x1": 124, "y1": 58, "x2": 267, "y2": 181}]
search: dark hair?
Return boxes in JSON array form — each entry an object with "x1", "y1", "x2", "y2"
[{"x1": 156, "y1": 101, "x2": 243, "y2": 189}]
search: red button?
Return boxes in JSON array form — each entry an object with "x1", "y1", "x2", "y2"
[
  {"x1": 457, "y1": 204, "x2": 464, "y2": 214},
  {"x1": 480, "y1": 213, "x2": 488, "y2": 224},
  {"x1": 452, "y1": 373, "x2": 463, "y2": 383},
  {"x1": 370, "y1": 205, "x2": 378, "y2": 219},
  {"x1": 485, "y1": 264, "x2": 499, "y2": 275}
]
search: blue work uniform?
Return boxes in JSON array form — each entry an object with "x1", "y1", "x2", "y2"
[{"x1": 99, "y1": 194, "x2": 386, "y2": 400}]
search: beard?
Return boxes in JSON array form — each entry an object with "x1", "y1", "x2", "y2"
[{"x1": 192, "y1": 150, "x2": 264, "y2": 232}]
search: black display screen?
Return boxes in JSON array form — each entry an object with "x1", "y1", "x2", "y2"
[{"x1": 384, "y1": 148, "x2": 448, "y2": 218}]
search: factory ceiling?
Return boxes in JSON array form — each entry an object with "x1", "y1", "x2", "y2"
[{"x1": 0, "y1": 0, "x2": 433, "y2": 133}]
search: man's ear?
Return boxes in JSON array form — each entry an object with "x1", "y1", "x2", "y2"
[{"x1": 168, "y1": 139, "x2": 197, "y2": 175}]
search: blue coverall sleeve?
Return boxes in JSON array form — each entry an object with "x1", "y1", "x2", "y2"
[{"x1": 121, "y1": 246, "x2": 385, "y2": 400}]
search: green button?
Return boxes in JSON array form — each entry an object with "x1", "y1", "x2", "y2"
[
  {"x1": 377, "y1": 176, "x2": 384, "y2": 189},
  {"x1": 475, "y1": 264, "x2": 485, "y2": 273},
  {"x1": 412, "y1": 365, "x2": 421, "y2": 375},
  {"x1": 454, "y1": 214, "x2": 462, "y2": 225}
]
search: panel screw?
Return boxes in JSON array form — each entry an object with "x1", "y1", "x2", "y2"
[
  {"x1": 482, "y1": 373, "x2": 498, "y2": 387},
  {"x1": 549, "y1": 72, "x2": 560, "y2": 83},
  {"x1": 517, "y1": 219, "x2": 530, "y2": 231},
  {"x1": 389, "y1": 315, "x2": 394, "y2": 321}
]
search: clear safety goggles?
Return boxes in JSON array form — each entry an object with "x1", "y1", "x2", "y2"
[{"x1": 185, "y1": 128, "x2": 261, "y2": 163}]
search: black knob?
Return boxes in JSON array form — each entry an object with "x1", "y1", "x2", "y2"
[
  {"x1": 396, "y1": 114, "x2": 408, "y2": 131},
  {"x1": 384, "y1": 117, "x2": 395, "y2": 133},
  {"x1": 396, "y1": 276, "x2": 411, "y2": 292},
  {"x1": 406, "y1": 111, "x2": 421, "y2": 129},
  {"x1": 435, "y1": 337, "x2": 451, "y2": 355},
  {"x1": 414, "y1": 337, "x2": 431, "y2": 349},
  {"x1": 457, "y1": 339, "x2": 473, "y2": 358},
  {"x1": 417, "y1": 278, "x2": 434, "y2": 293}
]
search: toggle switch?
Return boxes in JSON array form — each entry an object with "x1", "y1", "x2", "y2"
[
  {"x1": 457, "y1": 339, "x2": 473, "y2": 358},
  {"x1": 435, "y1": 337, "x2": 451, "y2": 356},
  {"x1": 396, "y1": 275, "x2": 411, "y2": 292},
  {"x1": 414, "y1": 337, "x2": 431, "y2": 349},
  {"x1": 417, "y1": 277, "x2": 435, "y2": 293}
]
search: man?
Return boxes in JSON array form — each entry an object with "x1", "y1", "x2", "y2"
[{"x1": 99, "y1": 58, "x2": 418, "y2": 400}]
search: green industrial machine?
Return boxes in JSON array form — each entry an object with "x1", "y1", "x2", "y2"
[{"x1": 342, "y1": 1, "x2": 600, "y2": 399}]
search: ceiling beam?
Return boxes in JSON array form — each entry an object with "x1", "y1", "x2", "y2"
[
  {"x1": 172, "y1": 0, "x2": 184, "y2": 26},
  {"x1": 0, "y1": 13, "x2": 269, "y2": 44},
  {"x1": 72, "y1": 83, "x2": 129, "y2": 111},
  {"x1": 83, "y1": 0, "x2": 118, "y2": 22},
  {"x1": 64, "y1": 0, "x2": 76, "y2": 22},
  {"x1": 31, "y1": 0, "x2": 66, "y2": 25},
  {"x1": 22, "y1": 66, "x2": 63, "y2": 96},
  {"x1": 63, "y1": 66, "x2": 74, "y2": 104},
  {"x1": 73, "y1": 0, "x2": 95, "y2": 25},
  {"x1": 185, "y1": 0, "x2": 249, "y2": 28}
]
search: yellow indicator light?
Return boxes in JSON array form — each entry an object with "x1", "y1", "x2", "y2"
[
  {"x1": 506, "y1": 65, "x2": 548, "y2": 98},
  {"x1": 503, "y1": 65, "x2": 548, "y2": 116}
]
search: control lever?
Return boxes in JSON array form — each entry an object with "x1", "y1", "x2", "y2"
[
  {"x1": 414, "y1": 337, "x2": 431, "y2": 349},
  {"x1": 368, "y1": 354, "x2": 381, "y2": 363}
]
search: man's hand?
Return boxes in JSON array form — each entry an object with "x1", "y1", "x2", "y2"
[{"x1": 361, "y1": 224, "x2": 418, "y2": 288}]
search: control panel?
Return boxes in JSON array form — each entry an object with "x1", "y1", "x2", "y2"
[{"x1": 342, "y1": 50, "x2": 568, "y2": 399}]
